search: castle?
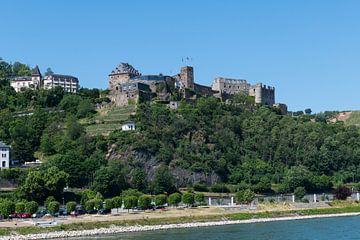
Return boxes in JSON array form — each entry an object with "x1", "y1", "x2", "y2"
[
  {"x1": 108, "y1": 63, "x2": 279, "y2": 109},
  {"x1": 10, "y1": 66, "x2": 79, "y2": 93}
]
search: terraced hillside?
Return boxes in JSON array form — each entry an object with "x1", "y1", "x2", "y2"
[{"x1": 84, "y1": 105, "x2": 136, "y2": 136}]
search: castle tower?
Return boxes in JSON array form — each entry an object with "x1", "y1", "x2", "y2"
[
  {"x1": 249, "y1": 83, "x2": 275, "y2": 105},
  {"x1": 31, "y1": 65, "x2": 42, "y2": 89},
  {"x1": 180, "y1": 66, "x2": 194, "y2": 89},
  {"x1": 108, "y1": 63, "x2": 141, "y2": 93}
]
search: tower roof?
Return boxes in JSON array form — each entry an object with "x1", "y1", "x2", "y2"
[
  {"x1": 31, "y1": 65, "x2": 41, "y2": 76},
  {"x1": 109, "y1": 63, "x2": 140, "y2": 76}
]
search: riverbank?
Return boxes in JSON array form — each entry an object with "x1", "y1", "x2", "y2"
[{"x1": 1, "y1": 202, "x2": 360, "y2": 240}]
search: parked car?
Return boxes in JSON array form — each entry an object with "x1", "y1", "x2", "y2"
[
  {"x1": 86, "y1": 209, "x2": 98, "y2": 214},
  {"x1": 32, "y1": 210, "x2": 47, "y2": 218},
  {"x1": 9, "y1": 213, "x2": 20, "y2": 219},
  {"x1": 75, "y1": 207, "x2": 86, "y2": 215},
  {"x1": 98, "y1": 209, "x2": 110, "y2": 215},
  {"x1": 20, "y1": 213, "x2": 31, "y2": 218}
]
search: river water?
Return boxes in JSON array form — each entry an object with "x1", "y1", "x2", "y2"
[{"x1": 69, "y1": 215, "x2": 360, "y2": 240}]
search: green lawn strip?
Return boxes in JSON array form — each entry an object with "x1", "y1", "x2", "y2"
[{"x1": 2, "y1": 205, "x2": 360, "y2": 236}]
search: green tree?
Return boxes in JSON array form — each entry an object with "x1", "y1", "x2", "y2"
[
  {"x1": 0, "y1": 199, "x2": 15, "y2": 218},
  {"x1": 15, "y1": 201, "x2": 26, "y2": 214},
  {"x1": 25, "y1": 201, "x2": 38, "y2": 214},
  {"x1": 138, "y1": 195, "x2": 152, "y2": 210},
  {"x1": 194, "y1": 193, "x2": 205, "y2": 205},
  {"x1": 154, "y1": 194, "x2": 167, "y2": 206},
  {"x1": 168, "y1": 193, "x2": 182, "y2": 207},
  {"x1": 104, "y1": 199, "x2": 114, "y2": 210},
  {"x1": 182, "y1": 192, "x2": 195, "y2": 207},
  {"x1": 47, "y1": 201, "x2": 60, "y2": 215},
  {"x1": 112, "y1": 196, "x2": 123, "y2": 209},
  {"x1": 123, "y1": 196, "x2": 138, "y2": 211},
  {"x1": 92, "y1": 166, "x2": 127, "y2": 198},
  {"x1": 152, "y1": 165, "x2": 175, "y2": 194},
  {"x1": 44, "y1": 196, "x2": 56, "y2": 209},
  {"x1": 235, "y1": 189, "x2": 255, "y2": 204},
  {"x1": 66, "y1": 201, "x2": 77, "y2": 214},
  {"x1": 294, "y1": 187, "x2": 306, "y2": 201}
]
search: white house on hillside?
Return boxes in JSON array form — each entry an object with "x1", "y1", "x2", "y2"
[
  {"x1": 0, "y1": 142, "x2": 10, "y2": 169},
  {"x1": 122, "y1": 121, "x2": 135, "y2": 131}
]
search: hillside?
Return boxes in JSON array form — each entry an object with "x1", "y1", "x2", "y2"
[
  {"x1": 83, "y1": 105, "x2": 136, "y2": 136},
  {"x1": 329, "y1": 111, "x2": 360, "y2": 127}
]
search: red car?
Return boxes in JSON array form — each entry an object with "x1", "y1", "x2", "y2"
[{"x1": 20, "y1": 213, "x2": 31, "y2": 218}]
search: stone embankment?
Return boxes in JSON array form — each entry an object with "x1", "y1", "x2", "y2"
[{"x1": 1, "y1": 212, "x2": 360, "y2": 240}]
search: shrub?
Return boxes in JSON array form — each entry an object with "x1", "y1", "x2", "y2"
[
  {"x1": 123, "y1": 196, "x2": 138, "y2": 211},
  {"x1": 194, "y1": 193, "x2": 205, "y2": 205},
  {"x1": 138, "y1": 195, "x2": 152, "y2": 210},
  {"x1": 235, "y1": 189, "x2": 255, "y2": 204},
  {"x1": 294, "y1": 187, "x2": 306, "y2": 201},
  {"x1": 25, "y1": 201, "x2": 38, "y2": 214},
  {"x1": 0, "y1": 199, "x2": 15, "y2": 218},
  {"x1": 104, "y1": 199, "x2": 114, "y2": 210},
  {"x1": 112, "y1": 196, "x2": 122, "y2": 208},
  {"x1": 15, "y1": 202, "x2": 26, "y2": 214},
  {"x1": 155, "y1": 194, "x2": 167, "y2": 206},
  {"x1": 333, "y1": 186, "x2": 351, "y2": 200},
  {"x1": 85, "y1": 199, "x2": 95, "y2": 212},
  {"x1": 45, "y1": 196, "x2": 56, "y2": 209},
  {"x1": 168, "y1": 193, "x2": 182, "y2": 207},
  {"x1": 193, "y1": 183, "x2": 209, "y2": 192},
  {"x1": 47, "y1": 201, "x2": 60, "y2": 215},
  {"x1": 182, "y1": 192, "x2": 195, "y2": 207},
  {"x1": 210, "y1": 184, "x2": 230, "y2": 193},
  {"x1": 268, "y1": 198, "x2": 275, "y2": 203},
  {"x1": 66, "y1": 201, "x2": 77, "y2": 213}
]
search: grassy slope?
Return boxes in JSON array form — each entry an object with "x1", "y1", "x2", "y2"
[
  {"x1": 84, "y1": 105, "x2": 136, "y2": 136},
  {"x1": 343, "y1": 111, "x2": 360, "y2": 127},
  {"x1": 2, "y1": 202, "x2": 360, "y2": 236}
]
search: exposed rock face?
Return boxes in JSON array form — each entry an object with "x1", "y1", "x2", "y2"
[{"x1": 106, "y1": 144, "x2": 219, "y2": 187}]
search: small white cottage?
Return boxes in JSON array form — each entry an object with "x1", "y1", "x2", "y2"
[
  {"x1": 122, "y1": 121, "x2": 136, "y2": 131},
  {"x1": 0, "y1": 142, "x2": 10, "y2": 169}
]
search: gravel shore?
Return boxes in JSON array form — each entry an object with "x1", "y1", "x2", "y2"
[{"x1": 1, "y1": 212, "x2": 360, "y2": 240}]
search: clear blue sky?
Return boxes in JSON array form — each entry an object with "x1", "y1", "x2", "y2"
[{"x1": 2, "y1": 0, "x2": 360, "y2": 112}]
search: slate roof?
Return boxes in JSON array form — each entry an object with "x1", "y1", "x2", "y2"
[
  {"x1": 0, "y1": 142, "x2": 10, "y2": 148},
  {"x1": 110, "y1": 63, "x2": 141, "y2": 76},
  {"x1": 31, "y1": 65, "x2": 41, "y2": 76}
]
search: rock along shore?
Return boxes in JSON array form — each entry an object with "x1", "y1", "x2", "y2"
[{"x1": 1, "y1": 212, "x2": 360, "y2": 240}]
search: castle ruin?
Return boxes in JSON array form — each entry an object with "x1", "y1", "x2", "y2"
[{"x1": 108, "y1": 62, "x2": 277, "y2": 108}]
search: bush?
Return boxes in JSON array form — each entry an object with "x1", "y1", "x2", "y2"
[
  {"x1": 193, "y1": 183, "x2": 209, "y2": 192},
  {"x1": 47, "y1": 201, "x2": 60, "y2": 215},
  {"x1": 333, "y1": 186, "x2": 351, "y2": 200},
  {"x1": 15, "y1": 202, "x2": 26, "y2": 214},
  {"x1": 210, "y1": 184, "x2": 230, "y2": 193},
  {"x1": 154, "y1": 194, "x2": 167, "y2": 206},
  {"x1": 0, "y1": 199, "x2": 15, "y2": 218},
  {"x1": 294, "y1": 187, "x2": 306, "y2": 201},
  {"x1": 112, "y1": 196, "x2": 122, "y2": 208},
  {"x1": 85, "y1": 199, "x2": 95, "y2": 212},
  {"x1": 104, "y1": 199, "x2": 114, "y2": 210},
  {"x1": 194, "y1": 193, "x2": 205, "y2": 205},
  {"x1": 45, "y1": 196, "x2": 56, "y2": 209},
  {"x1": 66, "y1": 201, "x2": 77, "y2": 213},
  {"x1": 123, "y1": 196, "x2": 138, "y2": 211},
  {"x1": 168, "y1": 193, "x2": 182, "y2": 207},
  {"x1": 25, "y1": 201, "x2": 38, "y2": 214},
  {"x1": 235, "y1": 189, "x2": 255, "y2": 204},
  {"x1": 138, "y1": 195, "x2": 152, "y2": 210},
  {"x1": 121, "y1": 189, "x2": 143, "y2": 198},
  {"x1": 268, "y1": 198, "x2": 275, "y2": 203},
  {"x1": 182, "y1": 192, "x2": 195, "y2": 207}
]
